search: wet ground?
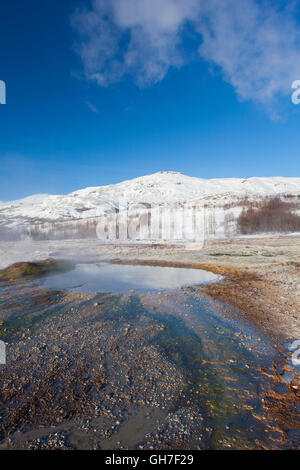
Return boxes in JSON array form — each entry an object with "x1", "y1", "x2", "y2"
[{"x1": 0, "y1": 262, "x2": 299, "y2": 449}]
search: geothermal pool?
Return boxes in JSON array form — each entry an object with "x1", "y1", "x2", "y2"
[{"x1": 39, "y1": 262, "x2": 222, "y2": 293}]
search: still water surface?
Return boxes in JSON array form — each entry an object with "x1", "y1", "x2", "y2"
[{"x1": 41, "y1": 262, "x2": 221, "y2": 292}]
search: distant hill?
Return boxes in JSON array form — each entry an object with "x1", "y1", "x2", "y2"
[{"x1": 1, "y1": 171, "x2": 300, "y2": 241}]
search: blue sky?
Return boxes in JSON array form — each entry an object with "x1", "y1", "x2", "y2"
[{"x1": 1, "y1": 0, "x2": 300, "y2": 200}]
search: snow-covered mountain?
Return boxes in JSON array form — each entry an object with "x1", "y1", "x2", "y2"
[{"x1": 1, "y1": 171, "x2": 300, "y2": 241}]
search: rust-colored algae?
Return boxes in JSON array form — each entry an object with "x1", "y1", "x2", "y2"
[{"x1": 110, "y1": 258, "x2": 259, "y2": 279}]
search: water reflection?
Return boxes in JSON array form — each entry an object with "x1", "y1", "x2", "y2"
[{"x1": 41, "y1": 262, "x2": 221, "y2": 293}]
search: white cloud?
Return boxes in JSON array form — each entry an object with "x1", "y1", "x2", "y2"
[
  {"x1": 197, "y1": 1, "x2": 300, "y2": 106},
  {"x1": 72, "y1": 0, "x2": 300, "y2": 108},
  {"x1": 72, "y1": 0, "x2": 200, "y2": 87}
]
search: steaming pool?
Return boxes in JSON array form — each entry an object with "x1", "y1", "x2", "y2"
[{"x1": 39, "y1": 262, "x2": 222, "y2": 293}]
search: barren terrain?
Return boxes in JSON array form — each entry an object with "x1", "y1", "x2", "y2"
[{"x1": 0, "y1": 235, "x2": 299, "y2": 449}]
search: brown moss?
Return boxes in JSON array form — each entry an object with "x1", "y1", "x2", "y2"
[{"x1": 0, "y1": 259, "x2": 72, "y2": 282}]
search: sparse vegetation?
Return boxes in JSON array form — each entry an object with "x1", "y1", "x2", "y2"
[
  {"x1": 237, "y1": 197, "x2": 300, "y2": 234},
  {"x1": 0, "y1": 259, "x2": 72, "y2": 282}
]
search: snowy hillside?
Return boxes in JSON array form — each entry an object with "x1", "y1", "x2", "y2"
[{"x1": 1, "y1": 171, "x2": 300, "y2": 241}]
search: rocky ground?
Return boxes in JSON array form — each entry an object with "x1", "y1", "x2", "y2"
[
  {"x1": 0, "y1": 287, "x2": 194, "y2": 450},
  {"x1": 0, "y1": 235, "x2": 299, "y2": 449}
]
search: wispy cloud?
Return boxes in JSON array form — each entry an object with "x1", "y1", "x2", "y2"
[
  {"x1": 72, "y1": 0, "x2": 300, "y2": 111},
  {"x1": 197, "y1": 1, "x2": 300, "y2": 109},
  {"x1": 71, "y1": 0, "x2": 199, "y2": 87},
  {"x1": 85, "y1": 100, "x2": 99, "y2": 113}
]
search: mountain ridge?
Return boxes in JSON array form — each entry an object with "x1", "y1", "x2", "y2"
[{"x1": 1, "y1": 171, "x2": 300, "y2": 237}]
